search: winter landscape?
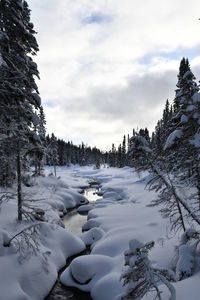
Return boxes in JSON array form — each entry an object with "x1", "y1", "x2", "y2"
[{"x1": 1, "y1": 0, "x2": 200, "y2": 299}]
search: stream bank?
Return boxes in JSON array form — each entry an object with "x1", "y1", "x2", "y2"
[{"x1": 46, "y1": 184, "x2": 101, "y2": 300}]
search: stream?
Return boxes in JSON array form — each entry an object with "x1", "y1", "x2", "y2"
[{"x1": 45, "y1": 185, "x2": 101, "y2": 300}]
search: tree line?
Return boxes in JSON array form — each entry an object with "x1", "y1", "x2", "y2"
[
  {"x1": 116, "y1": 58, "x2": 200, "y2": 299},
  {"x1": 127, "y1": 57, "x2": 200, "y2": 234},
  {"x1": 46, "y1": 133, "x2": 103, "y2": 175}
]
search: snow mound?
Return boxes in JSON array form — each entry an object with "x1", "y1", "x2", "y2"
[
  {"x1": 79, "y1": 228, "x2": 105, "y2": 246},
  {"x1": 0, "y1": 224, "x2": 85, "y2": 300},
  {"x1": 60, "y1": 254, "x2": 124, "y2": 300},
  {"x1": 189, "y1": 133, "x2": 200, "y2": 148},
  {"x1": 164, "y1": 129, "x2": 183, "y2": 150},
  {"x1": 77, "y1": 204, "x2": 93, "y2": 213}
]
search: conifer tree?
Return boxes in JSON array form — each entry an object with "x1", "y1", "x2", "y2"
[
  {"x1": 117, "y1": 144, "x2": 123, "y2": 168},
  {"x1": 0, "y1": 0, "x2": 42, "y2": 220},
  {"x1": 173, "y1": 58, "x2": 190, "y2": 113},
  {"x1": 47, "y1": 134, "x2": 59, "y2": 176},
  {"x1": 119, "y1": 240, "x2": 175, "y2": 300},
  {"x1": 122, "y1": 135, "x2": 126, "y2": 166}
]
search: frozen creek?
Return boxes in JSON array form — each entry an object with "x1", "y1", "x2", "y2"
[{"x1": 46, "y1": 186, "x2": 100, "y2": 300}]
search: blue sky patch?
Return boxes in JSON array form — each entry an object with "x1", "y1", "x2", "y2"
[
  {"x1": 139, "y1": 46, "x2": 200, "y2": 65},
  {"x1": 44, "y1": 100, "x2": 56, "y2": 108},
  {"x1": 83, "y1": 12, "x2": 112, "y2": 25}
]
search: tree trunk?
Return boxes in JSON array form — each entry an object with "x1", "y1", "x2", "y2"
[
  {"x1": 148, "y1": 158, "x2": 186, "y2": 232},
  {"x1": 196, "y1": 161, "x2": 200, "y2": 211},
  {"x1": 54, "y1": 164, "x2": 56, "y2": 177},
  {"x1": 147, "y1": 156, "x2": 200, "y2": 227},
  {"x1": 17, "y1": 143, "x2": 22, "y2": 221}
]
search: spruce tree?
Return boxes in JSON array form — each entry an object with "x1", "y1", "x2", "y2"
[
  {"x1": 0, "y1": 0, "x2": 42, "y2": 220},
  {"x1": 173, "y1": 58, "x2": 190, "y2": 113},
  {"x1": 122, "y1": 135, "x2": 126, "y2": 167},
  {"x1": 47, "y1": 134, "x2": 59, "y2": 176}
]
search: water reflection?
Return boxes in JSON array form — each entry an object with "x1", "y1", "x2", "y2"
[
  {"x1": 46, "y1": 186, "x2": 100, "y2": 299},
  {"x1": 63, "y1": 210, "x2": 87, "y2": 235},
  {"x1": 63, "y1": 187, "x2": 100, "y2": 235},
  {"x1": 83, "y1": 187, "x2": 100, "y2": 203}
]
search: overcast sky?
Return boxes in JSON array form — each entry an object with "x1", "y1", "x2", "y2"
[{"x1": 28, "y1": 0, "x2": 200, "y2": 150}]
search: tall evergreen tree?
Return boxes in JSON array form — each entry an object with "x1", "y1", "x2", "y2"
[
  {"x1": 0, "y1": 0, "x2": 42, "y2": 220},
  {"x1": 122, "y1": 135, "x2": 126, "y2": 166},
  {"x1": 47, "y1": 133, "x2": 59, "y2": 176},
  {"x1": 173, "y1": 58, "x2": 190, "y2": 113}
]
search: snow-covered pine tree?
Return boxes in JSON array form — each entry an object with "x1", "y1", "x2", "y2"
[
  {"x1": 173, "y1": 229, "x2": 200, "y2": 281},
  {"x1": 173, "y1": 58, "x2": 190, "y2": 114},
  {"x1": 118, "y1": 239, "x2": 175, "y2": 300},
  {"x1": 117, "y1": 144, "x2": 123, "y2": 168},
  {"x1": 151, "y1": 99, "x2": 172, "y2": 158},
  {"x1": 129, "y1": 134, "x2": 200, "y2": 231},
  {"x1": 122, "y1": 135, "x2": 126, "y2": 167},
  {"x1": 0, "y1": 0, "x2": 42, "y2": 220},
  {"x1": 47, "y1": 133, "x2": 59, "y2": 176},
  {"x1": 164, "y1": 61, "x2": 200, "y2": 213},
  {"x1": 139, "y1": 128, "x2": 150, "y2": 143},
  {"x1": 31, "y1": 106, "x2": 46, "y2": 176},
  {"x1": 37, "y1": 106, "x2": 46, "y2": 174},
  {"x1": 152, "y1": 120, "x2": 163, "y2": 156},
  {"x1": 108, "y1": 144, "x2": 117, "y2": 167}
]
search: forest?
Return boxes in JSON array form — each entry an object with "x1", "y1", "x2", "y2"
[{"x1": 1, "y1": 0, "x2": 200, "y2": 300}]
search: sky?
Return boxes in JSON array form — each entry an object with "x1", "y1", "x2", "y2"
[{"x1": 28, "y1": 0, "x2": 200, "y2": 150}]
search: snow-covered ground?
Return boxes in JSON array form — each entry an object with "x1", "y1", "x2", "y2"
[
  {"x1": 59, "y1": 166, "x2": 200, "y2": 300},
  {"x1": 1, "y1": 165, "x2": 200, "y2": 299},
  {"x1": 0, "y1": 167, "x2": 89, "y2": 300}
]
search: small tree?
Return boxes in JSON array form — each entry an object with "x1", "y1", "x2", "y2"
[
  {"x1": 173, "y1": 229, "x2": 200, "y2": 281},
  {"x1": 47, "y1": 133, "x2": 59, "y2": 176},
  {"x1": 128, "y1": 135, "x2": 200, "y2": 231},
  {"x1": 119, "y1": 239, "x2": 176, "y2": 300}
]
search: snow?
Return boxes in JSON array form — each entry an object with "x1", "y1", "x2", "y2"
[
  {"x1": 189, "y1": 133, "x2": 200, "y2": 148},
  {"x1": 186, "y1": 104, "x2": 196, "y2": 112},
  {"x1": 0, "y1": 223, "x2": 85, "y2": 300},
  {"x1": 183, "y1": 70, "x2": 193, "y2": 79},
  {"x1": 175, "y1": 243, "x2": 195, "y2": 279},
  {"x1": 2, "y1": 165, "x2": 200, "y2": 299},
  {"x1": 164, "y1": 129, "x2": 183, "y2": 150},
  {"x1": 77, "y1": 204, "x2": 93, "y2": 213},
  {"x1": 0, "y1": 53, "x2": 6, "y2": 67},
  {"x1": 60, "y1": 166, "x2": 178, "y2": 300},
  {"x1": 58, "y1": 166, "x2": 200, "y2": 300},
  {"x1": 79, "y1": 227, "x2": 105, "y2": 247},
  {"x1": 192, "y1": 92, "x2": 200, "y2": 103},
  {"x1": 0, "y1": 170, "x2": 89, "y2": 300},
  {"x1": 130, "y1": 135, "x2": 151, "y2": 154},
  {"x1": 32, "y1": 93, "x2": 41, "y2": 107},
  {"x1": 180, "y1": 114, "x2": 189, "y2": 124}
]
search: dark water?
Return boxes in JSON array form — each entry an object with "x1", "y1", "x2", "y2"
[
  {"x1": 45, "y1": 249, "x2": 91, "y2": 300},
  {"x1": 45, "y1": 187, "x2": 100, "y2": 300}
]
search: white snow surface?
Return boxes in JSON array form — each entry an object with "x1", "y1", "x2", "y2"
[
  {"x1": 164, "y1": 129, "x2": 183, "y2": 150},
  {"x1": 2, "y1": 165, "x2": 200, "y2": 300},
  {"x1": 0, "y1": 168, "x2": 89, "y2": 300},
  {"x1": 180, "y1": 114, "x2": 189, "y2": 124},
  {"x1": 192, "y1": 92, "x2": 200, "y2": 103},
  {"x1": 189, "y1": 133, "x2": 200, "y2": 148},
  {"x1": 58, "y1": 166, "x2": 200, "y2": 300}
]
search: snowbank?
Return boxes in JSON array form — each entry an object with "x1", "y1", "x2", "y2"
[
  {"x1": 60, "y1": 166, "x2": 178, "y2": 300},
  {"x1": 59, "y1": 165, "x2": 200, "y2": 300},
  {"x1": 0, "y1": 169, "x2": 89, "y2": 300}
]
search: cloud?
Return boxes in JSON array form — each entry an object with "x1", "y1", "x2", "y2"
[{"x1": 28, "y1": 0, "x2": 200, "y2": 149}]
